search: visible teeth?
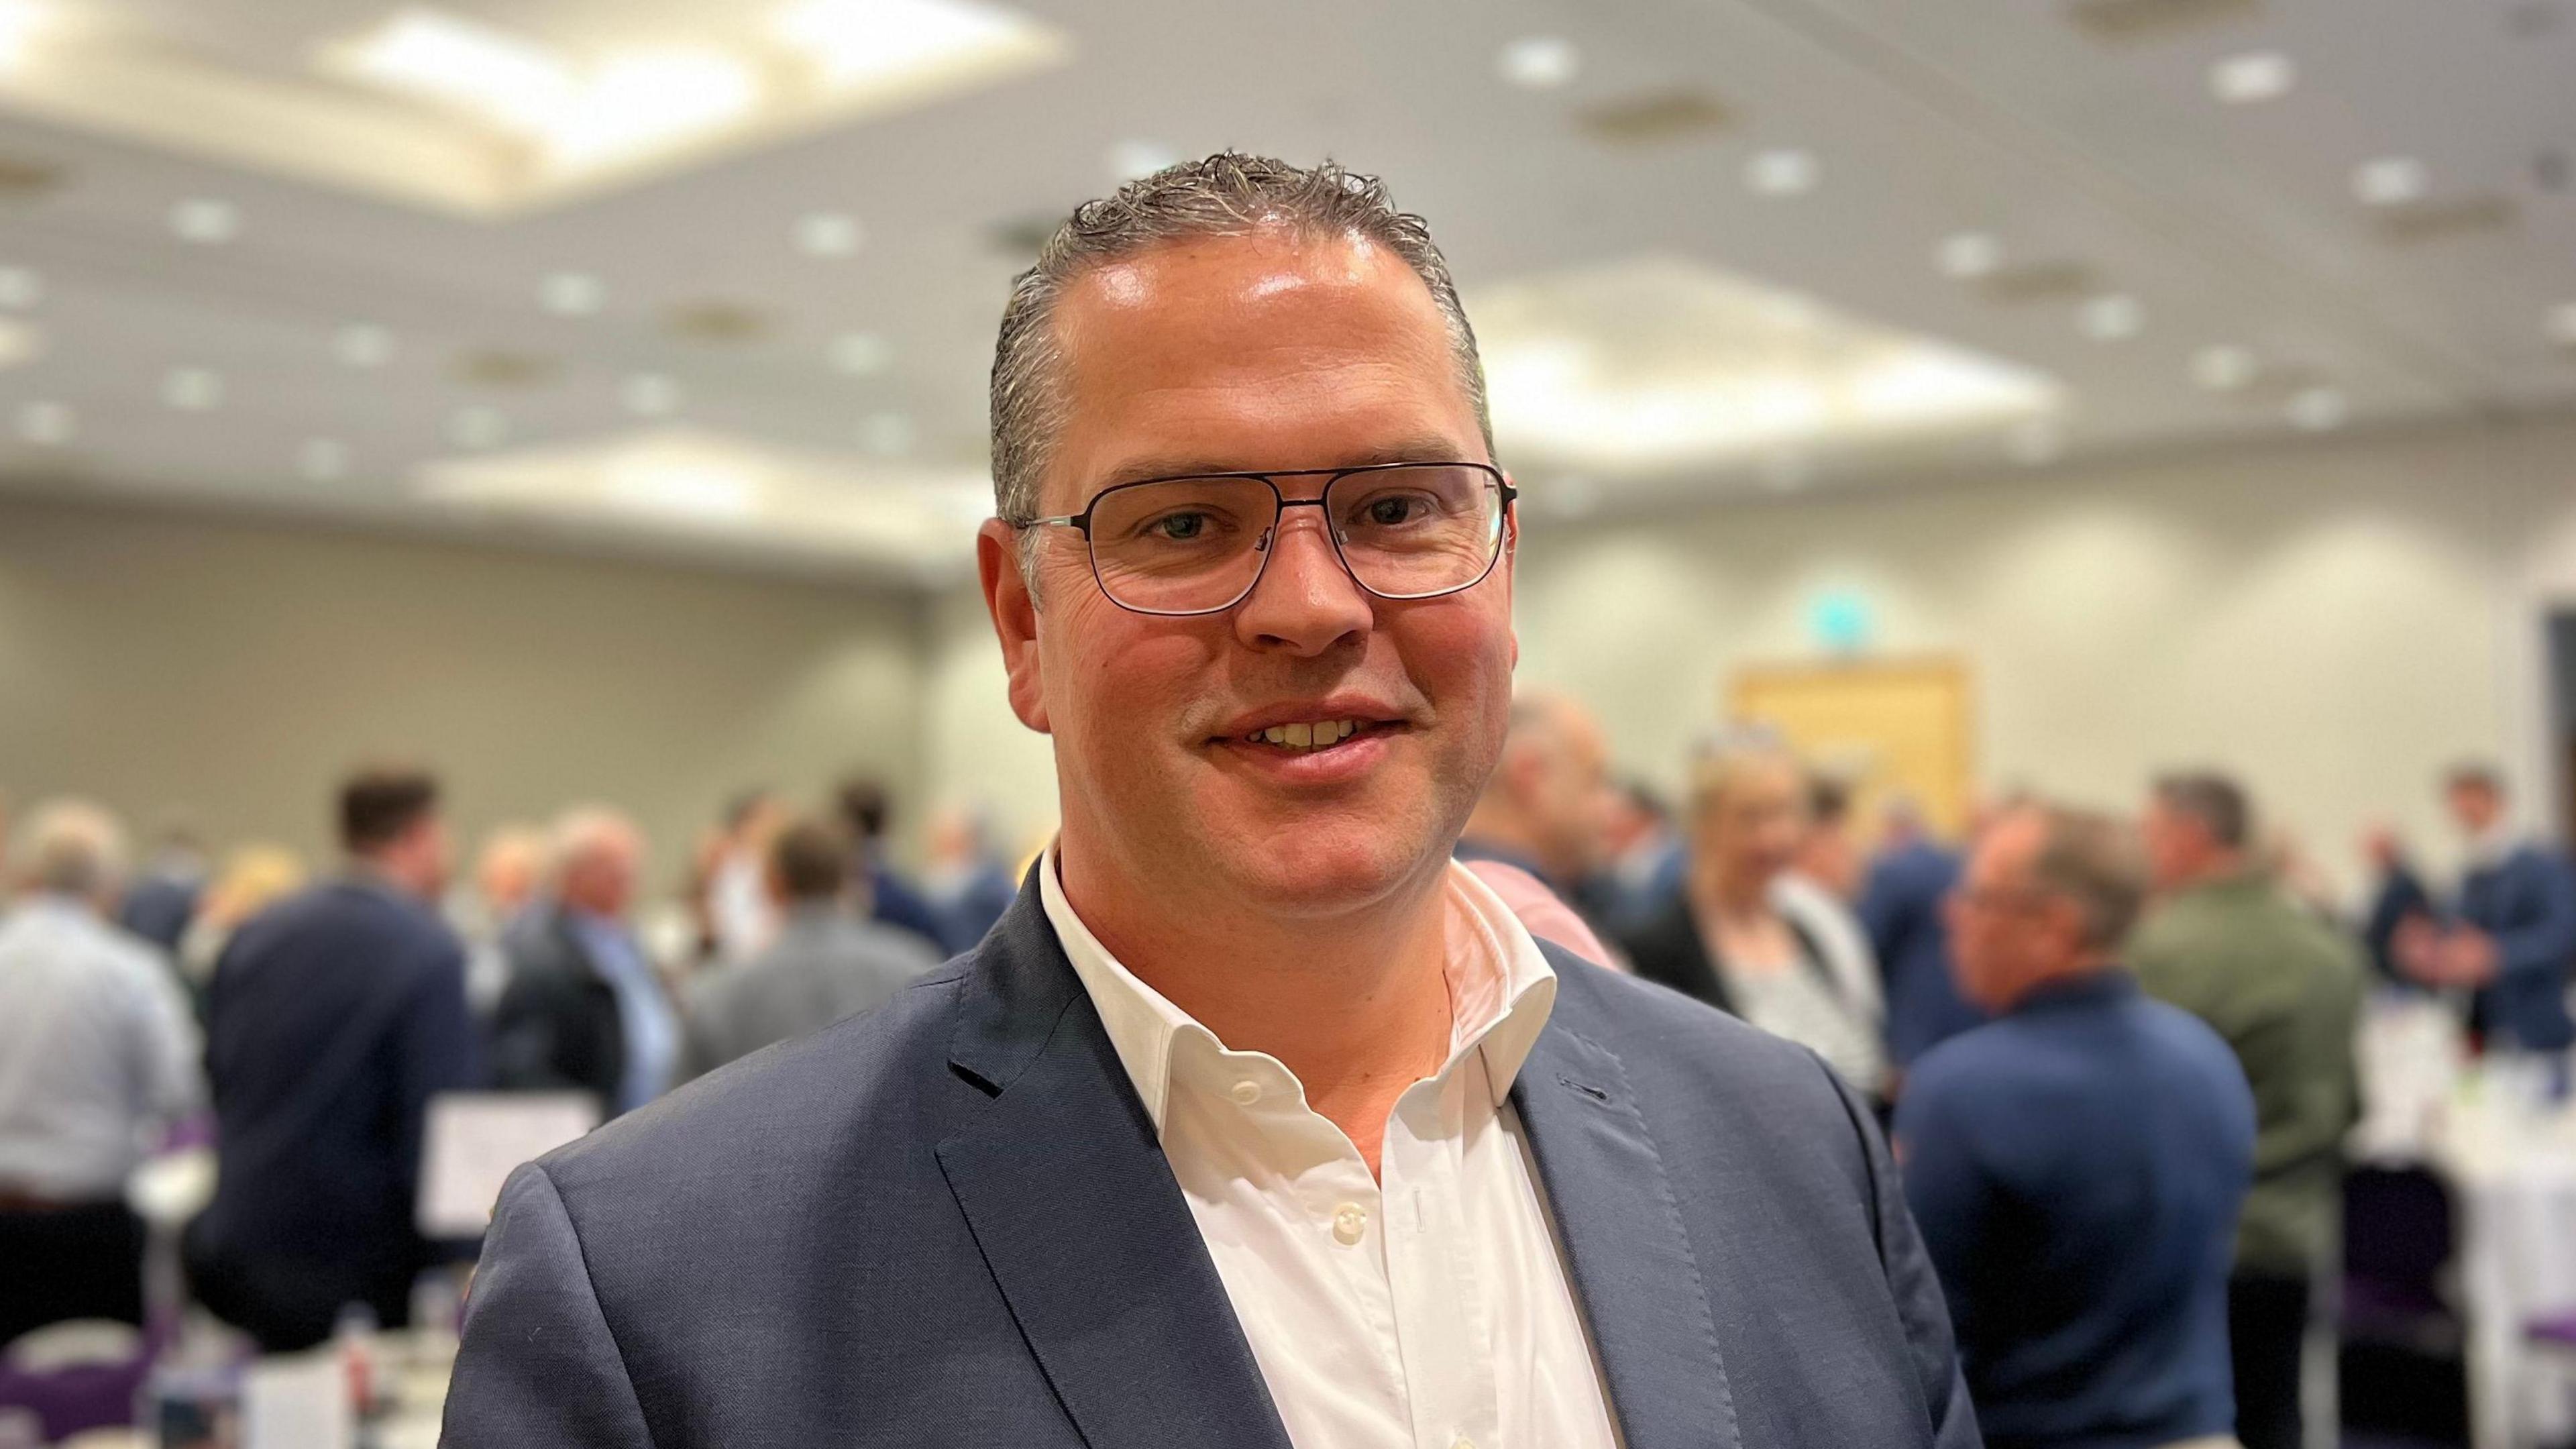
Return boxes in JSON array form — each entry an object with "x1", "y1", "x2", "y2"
[
  {"x1": 1285, "y1": 721, "x2": 1312, "y2": 748},
  {"x1": 1263, "y1": 726, "x2": 1288, "y2": 745},
  {"x1": 1246, "y1": 718, "x2": 1366, "y2": 751}
]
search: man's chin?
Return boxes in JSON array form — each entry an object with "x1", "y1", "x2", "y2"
[{"x1": 1199, "y1": 826, "x2": 1446, "y2": 920}]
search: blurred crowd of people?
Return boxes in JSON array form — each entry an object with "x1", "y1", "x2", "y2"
[{"x1": 3, "y1": 707, "x2": 2573, "y2": 1448}]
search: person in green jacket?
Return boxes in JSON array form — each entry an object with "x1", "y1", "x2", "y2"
[{"x1": 2131, "y1": 771, "x2": 2363, "y2": 1449}]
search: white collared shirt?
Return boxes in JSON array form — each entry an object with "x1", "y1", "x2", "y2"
[{"x1": 1040, "y1": 851, "x2": 1622, "y2": 1449}]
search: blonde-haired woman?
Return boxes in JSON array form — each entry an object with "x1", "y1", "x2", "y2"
[{"x1": 1615, "y1": 732, "x2": 1889, "y2": 1098}]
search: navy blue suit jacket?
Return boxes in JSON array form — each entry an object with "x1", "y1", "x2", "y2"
[
  {"x1": 442, "y1": 877, "x2": 1978, "y2": 1448},
  {"x1": 189, "y1": 879, "x2": 479, "y2": 1349},
  {"x1": 1858, "y1": 841, "x2": 1991, "y2": 1069},
  {"x1": 2369, "y1": 846, "x2": 2576, "y2": 1052}
]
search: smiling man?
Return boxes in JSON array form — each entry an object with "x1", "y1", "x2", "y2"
[{"x1": 442, "y1": 154, "x2": 1977, "y2": 1449}]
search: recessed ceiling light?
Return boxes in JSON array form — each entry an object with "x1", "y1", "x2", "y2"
[
  {"x1": 1498, "y1": 35, "x2": 1578, "y2": 90},
  {"x1": 18, "y1": 398, "x2": 71, "y2": 445},
  {"x1": 170, "y1": 198, "x2": 240, "y2": 244},
  {"x1": 1106, "y1": 140, "x2": 1179, "y2": 183},
  {"x1": 2190, "y1": 343, "x2": 2258, "y2": 391},
  {"x1": 0, "y1": 317, "x2": 41, "y2": 368},
  {"x1": 1745, "y1": 148, "x2": 1819, "y2": 197},
  {"x1": 2287, "y1": 386, "x2": 2347, "y2": 431},
  {"x1": 0, "y1": 1, "x2": 52, "y2": 71},
  {"x1": 859, "y1": 412, "x2": 914, "y2": 455},
  {"x1": 2544, "y1": 301, "x2": 2576, "y2": 346},
  {"x1": 796, "y1": 211, "x2": 864, "y2": 258},
  {"x1": 299, "y1": 437, "x2": 349, "y2": 481},
  {"x1": 539, "y1": 271, "x2": 605, "y2": 316},
  {"x1": 1936, "y1": 232, "x2": 2002, "y2": 280},
  {"x1": 162, "y1": 367, "x2": 223, "y2": 411},
  {"x1": 622, "y1": 372, "x2": 682, "y2": 416},
  {"x1": 2006, "y1": 417, "x2": 2065, "y2": 466},
  {"x1": 2352, "y1": 156, "x2": 2429, "y2": 207},
  {"x1": 2078, "y1": 293, "x2": 2144, "y2": 341},
  {"x1": 0, "y1": 264, "x2": 39, "y2": 309},
  {"x1": 829, "y1": 330, "x2": 893, "y2": 376},
  {"x1": 334, "y1": 323, "x2": 394, "y2": 368},
  {"x1": 451, "y1": 406, "x2": 508, "y2": 449},
  {"x1": 2208, "y1": 51, "x2": 2296, "y2": 104}
]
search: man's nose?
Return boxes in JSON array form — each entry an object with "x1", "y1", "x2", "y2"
[{"x1": 1232, "y1": 509, "x2": 1373, "y2": 657}]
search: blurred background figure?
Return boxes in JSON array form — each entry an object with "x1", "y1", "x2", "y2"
[
  {"x1": 680, "y1": 815, "x2": 940, "y2": 1081},
  {"x1": 1793, "y1": 773, "x2": 1866, "y2": 902},
  {"x1": 186, "y1": 767, "x2": 477, "y2": 1352},
  {"x1": 0, "y1": 799, "x2": 201, "y2": 1347},
  {"x1": 919, "y1": 804, "x2": 1018, "y2": 955},
  {"x1": 172, "y1": 839, "x2": 309, "y2": 1013},
  {"x1": 834, "y1": 778, "x2": 949, "y2": 955},
  {"x1": 455, "y1": 823, "x2": 547, "y2": 1016},
  {"x1": 1456, "y1": 692, "x2": 1617, "y2": 912},
  {"x1": 491, "y1": 808, "x2": 675, "y2": 1117},
  {"x1": 1619, "y1": 733, "x2": 1887, "y2": 1098},
  {"x1": 113, "y1": 814, "x2": 207, "y2": 959},
  {"x1": 1580, "y1": 780, "x2": 1688, "y2": 942},
  {"x1": 1900, "y1": 804, "x2": 2254, "y2": 1449},
  {"x1": 2130, "y1": 771, "x2": 2361, "y2": 1449},
  {"x1": 2367, "y1": 763, "x2": 2576, "y2": 1055},
  {"x1": 1856, "y1": 796, "x2": 1989, "y2": 1080},
  {"x1": 700, "y1": 791, "x2": 790, "y2": 967}
]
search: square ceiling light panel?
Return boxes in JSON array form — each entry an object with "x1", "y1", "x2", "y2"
[
  {"x1": 0, "y1": 0, "x2": 1065, "y2": 215},
  {"x1": 416, "y1": 426, "x2": 994, "y2": 570},
  {"x1": 1472, "y1": 256, "x2": 2061, "y2": 474}
]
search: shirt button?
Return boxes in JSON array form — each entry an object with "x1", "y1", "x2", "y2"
[
  {"x1": 1332, "y1": 1203, "x2": 1367, "y2": 1245},
  {"x1": 1228, "y1": 1079, "x2": 1263, "y2": 1106}
]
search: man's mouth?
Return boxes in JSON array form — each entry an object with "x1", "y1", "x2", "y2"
[{"x1": 1234, "y1": 718, "x2": 1368, "y2": 753}]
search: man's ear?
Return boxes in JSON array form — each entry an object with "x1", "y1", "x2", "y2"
[
  {"x1": 977, "y1": 519, "x2": 1051, "y2": 735},
  {"x1": 1501, "y1": 490, "x2": 1521, "y2": 670}
]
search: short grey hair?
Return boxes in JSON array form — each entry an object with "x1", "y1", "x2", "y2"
[
  {"x1": 15, "y1": 798, "x2": 129, "y2": 900},
  {"x1": 2151, "y1": 771, "x2": 2252, "y2": 850},
  {"x1": 989, "y1": 152, "x2": 1495, "y2": 568},
  {"x1": 2025, "y1": 806, "x2": 2149, "y2": 952}
]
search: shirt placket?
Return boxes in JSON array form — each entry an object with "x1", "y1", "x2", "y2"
[{"x1": 1382, "y1": 1066, "x2": 1499, "y2": 1449}]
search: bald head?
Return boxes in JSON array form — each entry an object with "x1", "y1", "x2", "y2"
[
  {"x1": 552, "y1": 808, "x2": 643, "y2": 920},
  {"x1": 1463, "y1": 692, "x2": 1612, "y2": 885}
]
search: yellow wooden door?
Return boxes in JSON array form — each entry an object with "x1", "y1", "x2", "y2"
[{"x1": 1728, "y1": 658, "x2": 1976, "y2": 839}]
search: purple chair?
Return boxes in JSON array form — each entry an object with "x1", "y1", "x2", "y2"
[{"x1": 0, "y1": 1322, "x2": 160, "y2": 1442}]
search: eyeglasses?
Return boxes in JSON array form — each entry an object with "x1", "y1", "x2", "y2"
[{"x1": 1014, "y1": 462, "x2": 1516, "y2": 617}]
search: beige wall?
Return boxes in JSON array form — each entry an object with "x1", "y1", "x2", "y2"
[
  {"x1": 921, "y1": 417, "x2": 2576, "y2": 899},
  {"x1": 0, "y1": 496, "x2": 925, "y2": 885}
]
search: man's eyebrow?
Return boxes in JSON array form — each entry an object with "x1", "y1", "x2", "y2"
[{"x1": 1089, "y1": 439, "x2": 1481, "y2": 492}]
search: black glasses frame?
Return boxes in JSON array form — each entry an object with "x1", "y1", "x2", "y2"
[{"x1": 1015, "y1": 460, "x2": 1517, "y2": 617}]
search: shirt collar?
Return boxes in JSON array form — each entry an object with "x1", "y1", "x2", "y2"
[{"x1": 1038, "y1": 845, "x2": 1559, "y2": 1134}]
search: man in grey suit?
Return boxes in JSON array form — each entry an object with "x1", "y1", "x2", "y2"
[
  {"x1": 443, "y1": 152, "x2": 1978, "y2": 1449},
  {"x1": 678, "y1": 816, "x2": 938, "y2": 1080}
]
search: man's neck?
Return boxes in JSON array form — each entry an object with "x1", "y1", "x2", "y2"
[
  {"x1": 347, "y1": 856, "x2": 423, "y2": 903},
  {"x1": 1053, "y1": 835, "x2": 1456, "y2": 1175}
]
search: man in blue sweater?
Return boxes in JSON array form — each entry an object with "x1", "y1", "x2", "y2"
[
  {"x1": 1898, "y1": 803, "x2": 2255, "y2": 1449},
  {"x1": 2366, "y1": 763, "x2": 2576, "y2": 1055}
]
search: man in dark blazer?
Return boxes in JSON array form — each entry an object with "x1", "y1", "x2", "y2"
[
  {"x1": 2367, "y1": 764, "x2": 2576, "y2": 1053},
  {"x1": 186, "y1": 767, "x2": 478, "y2": 1351},
  {"x1": 490, "y1": 809, "x2": 677, "y2": 1117},
  {"x1": 445, "y1": 153, "x2": 1976, "y2": 1449}
]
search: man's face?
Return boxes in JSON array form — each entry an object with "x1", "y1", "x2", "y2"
[
  {"x1": 981, "y1": 231, "x2": 1515, "y2": 919},
  {"x1": 1945, "y1": 810, "x2": 2066, "y2": 1012},
  {"x1": 2447, "y1": 781, "x2": 2502, "y2": 837},
  {"x1": 1525, "y1": 711, "x2": 1612, "y2": 881},
  {"x1": 2139, "y1": 798, "x2": 2202, "y2": 893}
]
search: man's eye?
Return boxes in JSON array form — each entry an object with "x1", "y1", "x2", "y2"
[
  {"x1": 1150, "y1": 512, "x2": 1210, "y2": 540},
  {"x1": 1361, "y1": 495, "x2": 1428, "y2": 526}
]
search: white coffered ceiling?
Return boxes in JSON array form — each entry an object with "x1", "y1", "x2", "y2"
[{"x1": 0, "y1": 0, "x2": 2568, "y2": 582}]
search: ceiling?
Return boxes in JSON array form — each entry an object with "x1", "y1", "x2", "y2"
[{"x1": 0, "y1": 0, "x2": 2568, "y2": 584}]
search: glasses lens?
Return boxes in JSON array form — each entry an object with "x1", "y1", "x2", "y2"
[
  {"x1": 1328, "y1": 465, "x2": 1503, "y2": 599},
  {"x1": 1086, "y1": 476, "x2": 1277, "y2": 613}
]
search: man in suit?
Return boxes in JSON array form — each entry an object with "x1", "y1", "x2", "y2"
[
  {"x1": 490, "y1": 808, "x2": 677, "y2": 1117},
  {"x1": 444, "y1": 152, "x2": 1976, "y2": 1449},
  {"x1": 1899, "y1": 804, "x2": 2254, "y2": 1449},
  {"x1": 186, "y1": 767, "x2": 478, "y2": 1351},
  {"x1": 2367, "y1": 763, "x2": 2576, "y2": 1054},
  {"x1": 679, "y1": 815, "x2": 939, "y2": 1079},
  {"x1": 1455, "y1": 691, "x2": 1614, "y2": 902}
]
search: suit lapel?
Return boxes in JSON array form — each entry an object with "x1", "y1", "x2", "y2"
[
  {"x1": 936, "y1": 883, "x2": 1293, "y2": 1449},
  {"x1": 1514, "y1": 957, "x2": 1741, "y2": 1449}
]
